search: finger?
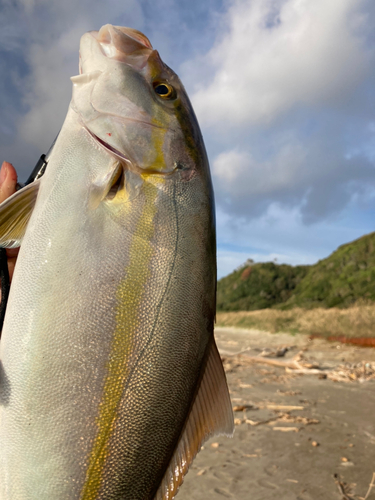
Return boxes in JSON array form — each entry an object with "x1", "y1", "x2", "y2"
[
  {"x1": 0, "y1": 162, "x2": 18, "y2": 203},
  {"x1": 0, "y1": 162, "x2": 19, "y2": 283}
]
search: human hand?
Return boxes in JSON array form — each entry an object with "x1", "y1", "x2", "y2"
[{"x1": 0, "y1": 162, "x2": 19, "y2": 281}]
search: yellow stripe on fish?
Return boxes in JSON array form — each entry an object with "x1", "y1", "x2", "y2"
[
  {"x1": 149, "y1": 116, "x2": 169, "y2": 173},
  {"x1": 81, "y1": 176, "x2": 162, "y2": 499}
]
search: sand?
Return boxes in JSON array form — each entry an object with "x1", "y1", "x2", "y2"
[{"x1": 177, "y1": 327, "x2": 375, "y2": 500}]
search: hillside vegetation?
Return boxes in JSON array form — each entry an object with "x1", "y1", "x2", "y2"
[{"x1": 217, "y1": 232, "x2": 375, "y2": 311}]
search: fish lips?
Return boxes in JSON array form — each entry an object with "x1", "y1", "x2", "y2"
[{"x1": 80, "y1": 25, "x2": 154, "y2": 75}]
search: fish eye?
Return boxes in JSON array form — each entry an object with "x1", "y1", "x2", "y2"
[{"x1": 153, "y1": 82, "x2": 176, "y2": 100}]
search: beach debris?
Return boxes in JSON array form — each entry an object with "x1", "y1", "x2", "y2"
[
  {"x1": 239, "y1": 350, "x2": 316, "y2": 369},
  {"x1": 327, "y1": 361, "x2": 375, "y2": 383},
  {"x1": 259, "y1": 346, "x2": 291, "y2": 358},
  {"x1": 364, "y1": 431, "x2": 375, "y2": 445},
  {"x1": 238, "y1": 383, "x2": 253, "y2": 388},
  {"x1": 333, "y1": 473, "x2": 356, "y2": 500},
  {"x1": 223, "y1": 350, "x2": 375, "y2": 383},
  {"x1": 265, "y1": 404, "x2": 304, "y2": 411},
  {"x1": 311, "y1": 441, "x2": 319, "y2": 447},
  {"x1": 360, "y1": 472, "x2": 375, "y2": 500},
  {"x1": 340, "y1": 456, "x2": 354, "y2": 467},
  {"x1": 230, "y1": 399, "x2": 319, "y2": 428},
  {"x1": 239, "y1": 410, "x2": 319, "y2": 428},
  {"x1": 338, "y1": 471, "x2": 375, "y2": 500},
  {"x1": 232, "y1": 404, "x2": 257, "y2": 411},
  {"x1": 272, "y1": 427, "x2": 299, "y2": 432},
  {"x1": 277, "y1": 390, "x2": 302, "y2": 396},
  {"x1": 278, "y1": 414, "x2": 319, "y2": 425},
  {"x1": 245, "y1": 418, "x2": 275, "y2": 426}
]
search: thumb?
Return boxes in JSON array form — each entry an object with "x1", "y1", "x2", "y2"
[{"x1": 0, "y1": 162, "x2": 18, "y2": 203}]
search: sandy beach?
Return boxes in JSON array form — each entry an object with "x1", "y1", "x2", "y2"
[{"x1": 178, "y1": 327, "x2": 375, "y2": 500}]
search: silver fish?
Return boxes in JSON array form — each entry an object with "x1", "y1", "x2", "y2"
[{"x1": 0, "y1": 24, "x2": 233, "y2": 499}]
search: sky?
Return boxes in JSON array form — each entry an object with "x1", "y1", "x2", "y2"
[{"x1": 1, "y1": 0, "x2": 375, "y2": 278}]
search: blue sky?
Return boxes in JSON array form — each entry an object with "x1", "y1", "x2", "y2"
[{"x1": 1, "y1": 0, "x2": 375, "y2": 278}]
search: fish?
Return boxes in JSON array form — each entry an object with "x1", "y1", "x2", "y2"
[{"x1": 0, "y1": 25, "x2": 233, "y2": 499}]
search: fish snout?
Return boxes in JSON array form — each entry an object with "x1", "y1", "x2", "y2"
[{"x1": 90, "y1": 25, "x2": 153, "y2": 70}]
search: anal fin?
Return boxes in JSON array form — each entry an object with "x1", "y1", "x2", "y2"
[{"x1": 154, "y1": 337, "x2": 234, "y2": 500}]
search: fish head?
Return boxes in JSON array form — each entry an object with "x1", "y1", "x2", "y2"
[{"x1": 71, "y1": 24, "x2": 208, "y2": 182}]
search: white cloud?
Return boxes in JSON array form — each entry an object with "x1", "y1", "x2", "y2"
[
  {"x1": 212, "y1": 136, "x2": 306, "y2": 198},
  {"x1": 213, "y1": 149, "x2": 250, "y2": 183},
  {"x1": 211, "y1": 125, "x2": 375, "y2": 224},
  {"x1": 189, "y1": 0, "x2": 373, "y2": 129},
  {"x1": 178, "y1": 0, "x2": 375, "y2": 230}
]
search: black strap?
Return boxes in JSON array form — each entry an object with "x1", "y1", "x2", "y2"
[
  {"x1": 0, "y1": 248, "x2": 10, "y2": 338},
  {"x1": 25, "y1": 154, "x2": 47, "y2": 185}
]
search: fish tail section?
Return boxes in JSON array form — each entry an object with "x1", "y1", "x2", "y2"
[{"x1": 154, "y1": 337, "x2": 234, "y2": 500}]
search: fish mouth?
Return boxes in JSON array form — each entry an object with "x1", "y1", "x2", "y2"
[
  {"x1": 86, "y1": 128, "x2": 176, "y2": 176},
  {"x1": 91, "y1": 24, "x2": 153, "y2": 51},
  {"x1": 89, "y1": 25, "x2": 153, "y2": 70},
  {"x1": 86, "y1": 128, "x2": 132, "y2": 167}
]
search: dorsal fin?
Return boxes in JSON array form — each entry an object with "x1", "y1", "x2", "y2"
[
  {"x1": 0, "y1": 180, "x2": 40, "y2": 248},
  {"x1": 154, "y1": 338, "x2": 234, "y2": 500}
]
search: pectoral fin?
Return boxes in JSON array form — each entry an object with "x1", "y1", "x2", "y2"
[
  {"x1": 0, "y1": 180, "x2": 40, "y2": 248},
  {"x1": 154, "y1": 338, "x2": 234, "y2": 500}
]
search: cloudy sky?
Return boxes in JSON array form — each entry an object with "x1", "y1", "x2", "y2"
[{"x1": 1, "y1": 0, "x2": 375, "y2": 278}]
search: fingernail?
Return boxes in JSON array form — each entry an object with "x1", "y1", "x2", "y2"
[{"x1": 0, "y1": 163, "x2": 8, "y2": 186}]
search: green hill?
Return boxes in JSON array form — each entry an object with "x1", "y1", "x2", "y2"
[
  {"x1": 217, "y1": 232, "x2": 375, "y2": 311},
  {"x1": 217, "y1": 260, "x2": 308, "y2": 311}
]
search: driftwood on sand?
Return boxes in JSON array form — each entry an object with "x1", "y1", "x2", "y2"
[{"x1": 222, "y1": 349, "x2": 375, "y2": 383}]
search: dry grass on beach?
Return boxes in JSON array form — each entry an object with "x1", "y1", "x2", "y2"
[{"x1": 216, "y1": 302, "x2": 375, "y2": 339}]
